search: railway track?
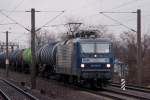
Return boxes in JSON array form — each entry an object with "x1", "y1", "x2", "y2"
[
  {"x1": 60, "y1": 82, "x2": 150, "y2": 100},
  {"x1": 110, "y1": 83, "x2": 150, "y2": 93},
  {"x1": 0, "y1": 88, "x2": 10, "y2": 100},
  {"x1": 36, "y1": 77, "x2": 125, "y2": 100},
  {"x1": 44, "y1": 79, "x2": 137, "y2": 100},
  {"x1": 0, "y1": 79, "x2": 39, "y2": 100},
  {"x1": 102, "y1": 83, "x2": 150, "y2": 100},
  {"x1": 80, "y1": 85, "x2": 150, "y2": 100},
  {"x1": 79, "y1": 87, "x2": 128, "y2": 100},
  {"x1": 39, "y1": 77, "x2": 150, "y2": 100},
  {"x1": 2, "y1": 73, "x2": 150, "y2": 100}
]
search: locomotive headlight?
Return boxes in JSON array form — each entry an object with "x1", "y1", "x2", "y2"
[
  {"x1": 106, "y1": 64, "x2": 111, "y2": 68},
  {"x1": 81, "y1": 64, "x2": 85, "y2": 68}
]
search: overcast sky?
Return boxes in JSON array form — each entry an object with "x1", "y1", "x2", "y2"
[{"x1": 0, "y1": 0, "x2": 150, "y2": 47}]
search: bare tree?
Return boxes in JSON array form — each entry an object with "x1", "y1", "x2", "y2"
[
  {"x1": 114, "y1": 31, "x2": 150, "y2": 85},
  {"x1": 60, "y1": 23, "x2": 109, "y2": 40},
  {"x1": 35, "y1": 29, "x2": 56, "y2": 48}
]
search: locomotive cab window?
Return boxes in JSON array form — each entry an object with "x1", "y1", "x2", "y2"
[
  {"x1": 96, "y1": 43, "x2": 110, "y2": 53},
  {"x1": 80, "y1": 43, "x2": 110, "y2": 53},
  {"x1": 80, "y1": 43, "x2": 95, "y2": 53}
]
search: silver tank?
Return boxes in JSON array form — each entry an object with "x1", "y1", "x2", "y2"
[
  {"x1": 9, "y1": 49, "x2": 20, "y2": 63},
  {"x1": 37, "y1": 42, "x2": 58, "y2": 66}
]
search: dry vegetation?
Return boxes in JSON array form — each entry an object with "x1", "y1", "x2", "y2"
[{"x1": 113, "y1": 31, "x2": 150, "y2": 86}]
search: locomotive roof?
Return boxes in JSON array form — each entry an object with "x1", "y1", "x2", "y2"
[{"x1": 72, "y1": 38, "x2": 112, "y2": 43}]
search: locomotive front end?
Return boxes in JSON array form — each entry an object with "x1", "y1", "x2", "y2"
[{"x1": 78, "y1": 38, "x2": 114, "y2": 86}]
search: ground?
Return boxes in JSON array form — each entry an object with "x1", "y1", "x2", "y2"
[{"x1": 0, "y1": 69, "x2": 109, "y2": 100}]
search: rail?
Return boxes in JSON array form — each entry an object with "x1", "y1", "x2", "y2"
[
  {"x1": 0, "y1": 88, "x2": 11, "y2": 100},
  {"x1": 110, "y1": 83, "x2": 150, "y2": 93},
  {"x1": 0, "y1": 79, "x2": 39, "y2": 100}
]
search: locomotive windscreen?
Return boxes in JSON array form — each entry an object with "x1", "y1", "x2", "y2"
[
  {"x1": 80, "y1": 43, "x2": 110, "y2": 53},
  {"x1": 96, "y1": 43, "x2": 110, "y2": 53}
]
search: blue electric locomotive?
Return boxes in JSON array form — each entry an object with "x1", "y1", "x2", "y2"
[{"x1": 55, "y1": 37, "x2": 114, "y2": 87}]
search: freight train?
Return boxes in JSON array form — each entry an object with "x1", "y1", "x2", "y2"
[{"x1": 0, "y1": 37, "x2": 114, "y2": 88}]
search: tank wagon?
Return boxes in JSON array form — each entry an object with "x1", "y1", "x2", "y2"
[
  {"x1": 1, "y1": 48, "x2": 31, "y2": 73},
  {"x1": 9, "y1": 49, "x2": 21, "y2": 71},
  {"x1": 37, "y1": 42, "x2": 57, "y2": 77},
  {"x1": 22, "y1": 48, "x2": 31, "y2": 72}
]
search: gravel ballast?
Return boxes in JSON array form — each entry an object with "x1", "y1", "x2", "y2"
[{"x1": 0, "y1": 69, "x2": 109, "y2": 100}]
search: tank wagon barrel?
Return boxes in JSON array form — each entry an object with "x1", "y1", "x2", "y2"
[
  {"x1": 22, "y1": 48, "x2": 31, "y2": 64},
  {"x1": 0, "y1": 52, "x2": 6, "y2": 61},
  {"x1": 0, "y1": 52, "x2": 6, "y2": 67},
  {"x1": 9, "y1": 50, "x2": 20, "y2": 63},
  {"x1": 37, "y1": 42, "x2": 58, "y2": 66}
]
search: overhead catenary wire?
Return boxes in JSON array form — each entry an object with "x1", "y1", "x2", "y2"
[
  {"x1": 99, "y1": 12, "x2": 136, "y2": 32},
  {"x1": 34, "y1": 10, "x2": 65, "y2": 13},
  {"x1": 107, "y1": 0, "x2": 140, "y2": 11},
  {"x1": 119, "y1": 13, "x2": 150, "y2": 24},
  {"x1": 0, "y1": 9, "x2": 65, "y2": 13},
  {"x1": 0, "y1": 11, "x2": 30, "y2": 31},
  {"x1": 43, "y1": 24, "x2": 67, "y2": 27},
  {"x1": 11, "y1": 0, "x2": 25, "y2": 12},
  {"x1": 99, "y1": 11, "x2": 137, "y2": 24},
  {"x1": 0, "y1": 9, "x2": 65, "y2": 34},
  {"x1": 0, "y1": 23, "x2": 17, "y2": 25},
  {"x1": 0, "y1": 0, "x2": 25, "y2": 23},
  {"x1": 36, "y1": 11, "x2": 65, "y2": 31},
  {"x1": 99, "y1": 11, "x2": 136, "y2": 13},
  {"x1": 0, "y1": 9, "x2": 26, "y2": 13},
  {"x1": 102, "y1": 24, "x2": 122, "y2": 27}
]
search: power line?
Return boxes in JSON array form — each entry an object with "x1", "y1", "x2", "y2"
[
  {"x1": 0, "y1": 9, "x2": 26, "y2": 12},
  {"x1": 12, "y1": 0, "x2": 25, "y2": 11},
  {"x1": 0, "y1": 9, "x2": 65, "y2": 13},
  {"x1": 0, "y1": 23, "x2": 17, "y2": 25},
  {"x1": 36, "y1": 11, "x2": 65, "y2": 31},
  {"x1": 35, "y1": 10, "x2": 65, "y2": 13},
  {"x1": 0, "y1": 0, "x2": 25, "y2": 23},
  {"x1": 123, "y1": 13, "x2": 150, "y2": 24},
  {"x1": 0, "y1": 11, "x2": 30, "y2": 31},
  {"x1": 103, "y1": 24, "x2": 122, "y2": 27},
  {"x1": 0, "y1": 9, "x2": 65, "y2": 32},
  {"x1": 99, "y1": 11, "x2": 136, "y2": 13},
  {"x1": 142, "y1": 13, "x2": 150, "y2": 19},
  {"x1": 44, "y1": 24, "x2": 66, "y2": 27},
  {"x1": 107, "y1": 0, "x2": 140, "y2": 11},
  {"x1": 99, "y1": 13, "x2": 136, "y2": 32}
]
